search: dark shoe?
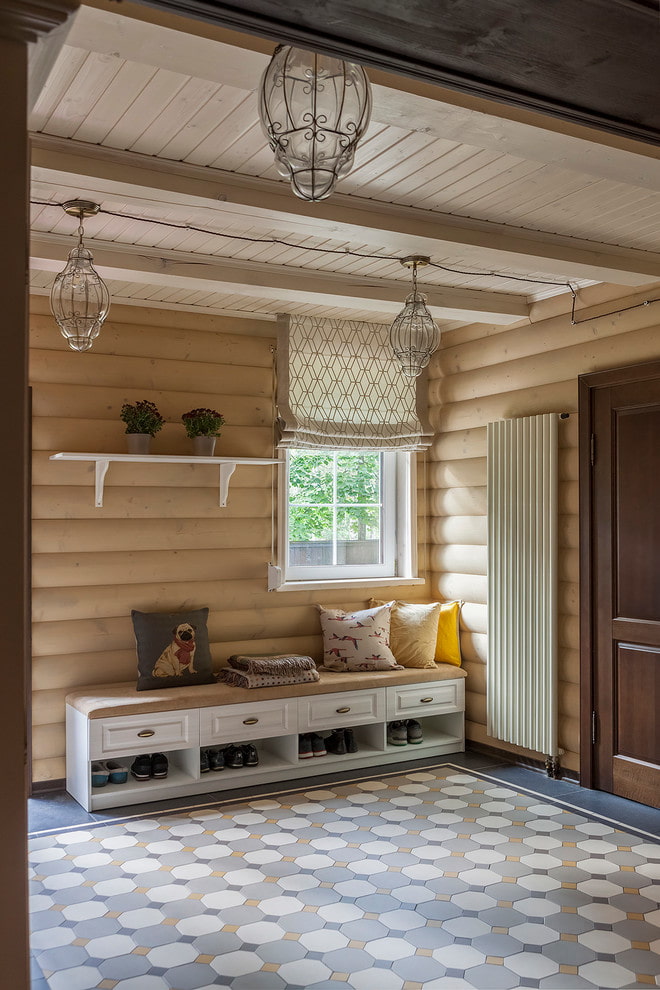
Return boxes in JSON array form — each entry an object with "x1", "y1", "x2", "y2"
[
  {"x1": 130, "y1": 754, "x2": 152, "y2": 781},
  {"x1": 208, "y1": 748, "x2": 225, "y2": 772},
  {"x1": 310, "y1": 732, "x2": 327, "y2": 757},
  {"x1": 224, "y1": 744, "x2": 244, "y2": 769},
  {"x1": 242, "y1": 744, "x2": 259, "y2": 767},
  {"x1": 200, "y1": 749, "x2": 210, "y2": 773},
  {"x1": 387, "y1": 721, "x2": 407, "y2": 746},
  {"x1": 298, "y1": 734, "x2": 313, "y2": 759},
  {"x1": 326, "y1": 728, "x2": 347, "y2": 755},
  {"x1": 407, "y1": 719, "x2": 423, "y2": 744},
  {"x1": 344, "y1": 728, "x2": 358, "y2": 753},
  {"x1": 151, "y1": 753, "x2": 169, "y2": 778}
]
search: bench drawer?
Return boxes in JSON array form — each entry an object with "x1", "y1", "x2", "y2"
[
  {"x1": 299, "y1": 689, "x2": 385, "y2": 732},
  {"x1": 90, "y1": 709, "x2": 199, "y2": 758},
  {"x1": 200, "y1": 699, "x2": 297, "y2": 744},
  {"x1": 386, "y1": 679, "x2": 465, "y2": 719}
]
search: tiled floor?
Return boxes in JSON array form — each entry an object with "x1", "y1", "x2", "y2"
[{"x1": 28, "y1": 753, "x2": 660, "y2": 990}]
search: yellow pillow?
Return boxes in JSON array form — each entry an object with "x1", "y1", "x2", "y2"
[
  {"x1": 435, "y1": 601, "x2": 462, "y2": 666},
  {"x1": 369, "y1": 599, "x2": 442, "y2": 669},
  {"x1": 370, "y1": 598, "x2": 463, "y2": 668}
]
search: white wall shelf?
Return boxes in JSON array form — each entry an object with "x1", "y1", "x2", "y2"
[{"x1": 49, "y1": 452, "x2": 280, "y2": 507}]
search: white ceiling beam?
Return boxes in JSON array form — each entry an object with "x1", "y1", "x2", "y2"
[
  {"x1": 31, "y1": 136, "x2": 660, "y2": 286},
  {"x1": 56, "y1": 2, "x2": 660, "y2": 192},
  {"x1": 30, "y1": 233, "x2": 528, "y2": 323}
]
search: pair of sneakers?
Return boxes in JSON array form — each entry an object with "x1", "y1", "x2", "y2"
[
  {"x1": 387, "y1": 719, "x2": 423, "y2": 746},
  {"x1": 91, "y1": 760, "x2": 128, "y2": 787},
  {"x1": 326, "y1": 727, "x2": 358, "y2": 755},
  {"x1": 200, "y1": 748, "x2": 225, "y2": 773},
  {"x1": 130, "y1": 753, "x2": 168, "y2": 781},
  {"x1": 223, "y1": 743, "x2": 259, "y2": 769},
  {"x1": 298, "y1": 733, "x2": 326, "y2": 759}
]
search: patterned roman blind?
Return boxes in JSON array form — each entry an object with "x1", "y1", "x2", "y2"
[{"x1": 277, "y1": 314, "x2": 433, "y2": 450}]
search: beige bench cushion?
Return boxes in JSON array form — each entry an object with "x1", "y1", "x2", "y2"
[{"x1": 66, "y1": 664, "x2": 467, "y2": 719}]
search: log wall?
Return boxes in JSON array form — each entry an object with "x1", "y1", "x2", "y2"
[
  {"x1": 30, "y1": 297, "x2": 429, "y2": 782},
  {"x1": 429, "y1": 283, "x2": 660, "y2": 773}
]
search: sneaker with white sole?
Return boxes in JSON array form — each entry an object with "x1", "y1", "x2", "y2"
[
  {"x1": 406, "y1": 719, "x2": 423, "y2": 744},
  {"x1": 298, "y1": 734, "x2": 313, "y2": 759},
  {"x1": 387, "y1": 721, "x2": 408, "y2": 746}
]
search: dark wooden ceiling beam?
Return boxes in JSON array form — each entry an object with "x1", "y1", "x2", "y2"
[{"x1": 136, "y1": 0, "x2": 660, "y2": 146}]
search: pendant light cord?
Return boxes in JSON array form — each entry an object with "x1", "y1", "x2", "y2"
[{"x1": 30, "y1": 198, "x2": 576, "y2": 294}]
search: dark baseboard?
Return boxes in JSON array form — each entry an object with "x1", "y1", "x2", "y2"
[
  {"x1": 466, "y1": 740, "x2": 580, "y2": 783},
  {"x1": 31, "y1": 778, "x2": 66, "y2": 794}
]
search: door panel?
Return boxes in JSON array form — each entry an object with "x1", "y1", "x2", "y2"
[
  {"x1": 615, "y1": 645, "x2": 660, "y2": 764},
  {"x1": 616, "y1": 408, "x2": 660, "y2": 621},
  {"x1": 584, "y1": 366, "x2": 660, "y2": 808}
]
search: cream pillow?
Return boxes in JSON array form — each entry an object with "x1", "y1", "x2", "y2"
[
  {"x1": 370, "y1": 598, "x2": 442, "y2": 668},
  {"x1": 370, "y1": 598, "x2": 463, "y2": 667},
  {"x1": 316, "y1": 603, "x2": 401, "y2": 671}
]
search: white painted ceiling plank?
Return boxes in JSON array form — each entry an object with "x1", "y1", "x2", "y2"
[{"x1": 72, "y1": 61, "x2": 158, "y2": 145}]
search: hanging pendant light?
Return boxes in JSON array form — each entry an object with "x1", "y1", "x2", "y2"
[
  {"x1": 258, "y1": 45, "x2": 372, "y2": 202},
  {"x1": 389, "y1": 256, "x2": 440, "y2": 378},
  {"x1": 50, "y1": 200, "x2": 110, "y2": 352}
]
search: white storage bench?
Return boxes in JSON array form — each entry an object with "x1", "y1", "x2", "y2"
[{"x1": 66, "y1": 665, "x2": 467, "y2": 811}]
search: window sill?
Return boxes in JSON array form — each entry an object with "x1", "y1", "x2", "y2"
[{"x1": 274, "y1": 576, "x2": 426, "y2": 593}]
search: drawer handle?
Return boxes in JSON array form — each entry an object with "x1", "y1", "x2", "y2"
[
  {"x1": 243, "y1": 718, "x2": 259, "y2": 725},
  {"x1": 137, "y1": 729, "x2": 155, "y2": 738},
  {"x1": 420, "y1": 697, "x2": 434, "y2": 703},
  {"x1": 336, "y1": 706, "x2": 351, "y2": 714}
]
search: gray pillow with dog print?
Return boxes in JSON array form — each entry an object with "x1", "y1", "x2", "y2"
[{"x1": 132, "y1": 608, "x2": 216, "y2": 691}]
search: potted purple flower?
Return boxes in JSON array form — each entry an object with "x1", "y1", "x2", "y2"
[
  {"x1": 181, "y1": 407, "x2": 225, "y2": 456},
  {"x1": 120, "y1": 399, "x2": 164, "y2": 454}
]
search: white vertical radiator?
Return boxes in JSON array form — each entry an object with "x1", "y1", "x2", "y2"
[{"x1": 487, "y1": 413, "x2": 559, "y2": 762}]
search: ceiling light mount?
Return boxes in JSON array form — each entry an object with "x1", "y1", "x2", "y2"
[
  {"x1": 50, "y1": 199, "x2": 110, "y2": 353},
  {"x1": 389, "y1": 255, "x2": 440, "y2": 378},
  {"x1": 400, "y1": 254, "x2": 431, "y2": 270},
  {"x1": 61, "y1": 199, "x2": 101, "y2": 219}
]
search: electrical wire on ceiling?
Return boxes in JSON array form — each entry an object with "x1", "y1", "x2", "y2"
[{"x1": 30, "y1": 198, "x2": 576, "y2": 293}]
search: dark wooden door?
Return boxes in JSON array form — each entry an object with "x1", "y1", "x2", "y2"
[{"x1": 580, "y1": 362, "x2": 660, "y2": 808}]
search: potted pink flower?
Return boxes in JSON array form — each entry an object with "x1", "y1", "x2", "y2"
[
  {"x1": 120, "y1": 399, "x2": 164, "y2": 454},
  {"x1": 181, "y1": 407, "x2": 225, "y2": 456}
]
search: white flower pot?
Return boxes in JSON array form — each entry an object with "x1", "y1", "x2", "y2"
[
  {"x1": 192, "y1": 436, "x2": 216, "y2": 456},
  {"x1": 127, "y1": 433, "x2": 151, "y2": 454}
]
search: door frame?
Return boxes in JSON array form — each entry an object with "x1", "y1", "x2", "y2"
[{"x1": 578, "y1": 358, "x2": 660, "y2": 789}]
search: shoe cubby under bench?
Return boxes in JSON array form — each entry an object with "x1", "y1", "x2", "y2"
[{"x1": 65, "y1": 666, "x2": 467, "y2": 811}]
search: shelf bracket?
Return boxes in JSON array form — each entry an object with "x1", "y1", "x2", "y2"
[
  {"x1": 218, "y1": 462, "x2": 237, "y2": 506},
  {"x1": 95, "y1": 459, "x2": 110, "y2": 507}
]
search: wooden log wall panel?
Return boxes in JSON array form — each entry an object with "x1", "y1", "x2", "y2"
[
  {"x1": 32, "y1": 518, "x2": 272, "y2": 554},
  {"x1": 29, "y1": 299, "x2": 429, "y2": 782},
  {"x1": 32, "y1": 384, "x2": 274, "y2": 426},
  {"x1": 30, "y1": 349, "x2": 272, "y2": 396},
  {"x1": 430, "y1": 284, "x2": 660, "y2": 777}
]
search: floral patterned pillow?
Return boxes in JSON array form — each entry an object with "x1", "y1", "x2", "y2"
[{"x1": 316, "y1": 603, "x2": 402, "y2": 671}]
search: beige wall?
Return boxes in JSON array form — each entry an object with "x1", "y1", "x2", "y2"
[
  {"x1": 429, "y1": 282, "x2": 660, "y2": 773},
  {"x1": 30, "y1": 296, "x2": 429, "y2": 782}
]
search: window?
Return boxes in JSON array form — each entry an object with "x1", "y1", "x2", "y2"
[{"x1": 277, "y1": 448, "x2": 416, "y2": 586}]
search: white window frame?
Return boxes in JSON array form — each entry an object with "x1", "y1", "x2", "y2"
[{"x1": 273, "y1": 448, "x2": 423, "y2": 591}]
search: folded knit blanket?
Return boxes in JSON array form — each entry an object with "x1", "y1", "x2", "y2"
[
  {"x1": 228, "y1": 653, "x2": 316, "y2": 675},
  {"x1": 219, "y1": 667, "x2": 320, "y2": 689}
]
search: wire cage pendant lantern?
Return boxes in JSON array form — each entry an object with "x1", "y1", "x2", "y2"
[
  {"x1": 49, "y1": 200, "x2": 110, "y2": 352},
  {"x1": 258, "y1": 45, "x2": 372, "y2": 202},
  {"x1": 389, "y1": 256, "x2": 440, "y2": 378}
]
